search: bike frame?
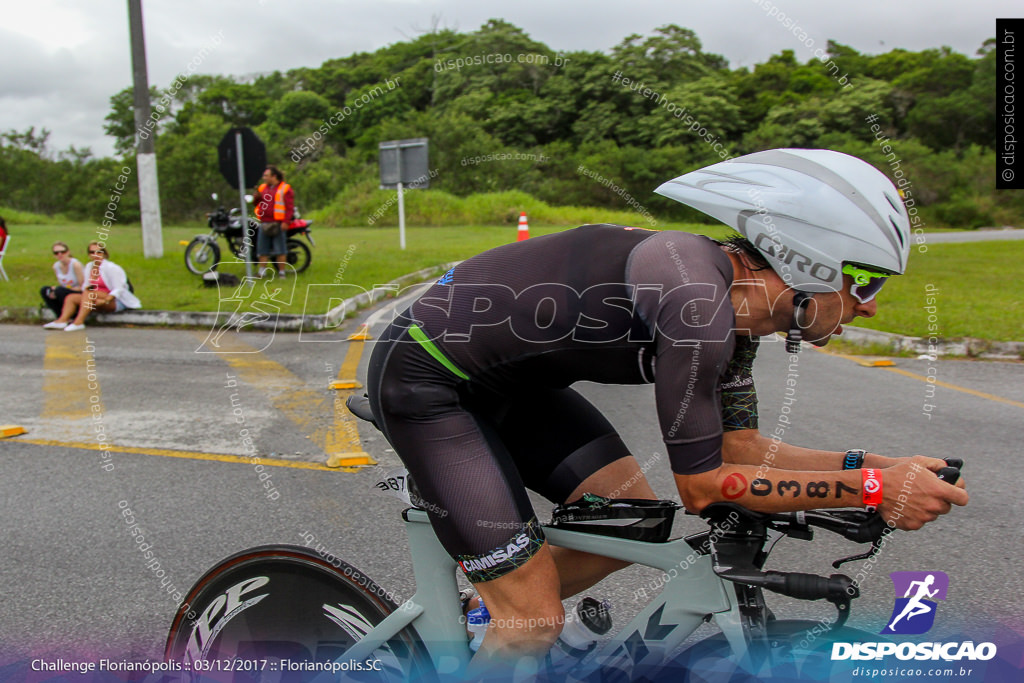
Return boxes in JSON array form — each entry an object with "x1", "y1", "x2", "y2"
[{"x1": 335, "y1": 508, "x2": 749, "y2": 678}]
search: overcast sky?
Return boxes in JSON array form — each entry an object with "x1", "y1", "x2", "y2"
[{"x1": 1, "y1": 0, "x2": 1013, "y2": 158}]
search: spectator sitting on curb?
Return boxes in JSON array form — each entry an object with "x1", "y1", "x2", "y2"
[
  {"x1": 40, "y1": 241, "x2": 85, "y2": 317},
  {"x1": 43, "y1": 242, "x2": 141, "y2": 332}
]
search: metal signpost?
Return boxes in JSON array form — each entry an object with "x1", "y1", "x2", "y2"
[
  {"x1": 218, "y1": 127, "x2": 266, "y2": 277},
  {"x1": 379, "y1": 138, "x2": 429, "y2": 250}
]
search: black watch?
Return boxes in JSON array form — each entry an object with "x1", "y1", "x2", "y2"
[{"x1": 842, "y1": 449, "x2": 866, "y2": 470}]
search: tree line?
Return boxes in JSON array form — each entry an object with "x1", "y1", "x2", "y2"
[{"x1": 1, "y1": 21, "x2": 1016, "y2": 228}]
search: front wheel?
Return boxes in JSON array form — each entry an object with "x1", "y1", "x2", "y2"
[
  {"x1": 287, "y1": 238, "x2": 312, "y2": 273},
  {"x1": 184, "y1": 238, "x2": 221, "y2": 275},
  {"x1": 663, "y1": 619, "x2": 884, "y2": 683},
  {"x1": 165, "y1": 545, "x2": 431, "y2": 681}
]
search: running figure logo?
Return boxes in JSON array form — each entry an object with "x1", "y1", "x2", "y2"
[
  {"x1": 196, "y1": 267, "x2": 296, "y2": 353},
  {"x1": 881, "y1": 570, "x2": 949, "y2": 635}
]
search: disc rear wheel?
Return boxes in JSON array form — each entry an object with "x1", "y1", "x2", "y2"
[{"x1": 165, "y1": 545, "x2": 430, "y2": 681}]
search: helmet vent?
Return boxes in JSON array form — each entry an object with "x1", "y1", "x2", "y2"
[
  {"x1": 889, "y1": 216, "x2": 905, "y2": 247},
  {"x1": 884, "y1": 192, "x2": 902, "y2": 212}
]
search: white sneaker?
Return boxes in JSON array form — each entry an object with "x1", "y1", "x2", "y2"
[
  {"x1": 43, "y1": 321, "x2": 68, "y2": 330},
  {"x1": 64, "y1": 323, "x2": 86, "y2": 332}
]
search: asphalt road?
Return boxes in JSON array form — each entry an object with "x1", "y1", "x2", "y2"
[
  {"x1": 922, "y1": 228, "x2": 1024, "y2": 243},
  {"x1": 1, "y1": 301, "x2": 1022, "y2": 668}
]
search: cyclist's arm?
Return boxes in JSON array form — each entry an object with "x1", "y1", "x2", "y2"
[
  {"x1": 721, "y1": 428, "x2": 913, "y2": 470},
  {"x1": 674, "y1": 457, "x2": 968, "y2": 531}
]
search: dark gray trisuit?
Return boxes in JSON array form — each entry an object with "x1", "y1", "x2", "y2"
[{"x1": 367, "y1": 225, "x2": 759, "y2": 582}]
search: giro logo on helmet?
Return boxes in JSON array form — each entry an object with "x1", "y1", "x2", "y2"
[{"x1": 750, "y1": 228, "x2": 839, "y2": 283}]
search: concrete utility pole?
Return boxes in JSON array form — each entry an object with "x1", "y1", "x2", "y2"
[{"x1": 127, "y1": 0, "x2": 164, "y2": 257}]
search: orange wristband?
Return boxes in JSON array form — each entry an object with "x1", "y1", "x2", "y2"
[{"x1": 862, "y1": 468, "x2": 882, "y2": 512}]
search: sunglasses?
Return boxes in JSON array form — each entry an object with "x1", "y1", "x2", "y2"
[
  {"x1": 88, "y1": 249, "x2": 105, "y2": 255},
  {"x1": 842, "y1": 264, "x2": 888, "y2": 304},
  {"x1": 53, "y1": 249, "x2": 68, "y2": 255}
]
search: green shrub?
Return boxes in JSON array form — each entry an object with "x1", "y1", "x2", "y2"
[
  {"x1": 313, "y1": 186, "x2": 666, "y2": 228},
  {"x1": 0, "y1": 206, "x2": 65, "y2": 225}
]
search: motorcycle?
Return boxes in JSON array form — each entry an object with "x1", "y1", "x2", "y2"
[{"x1": 183, "y1": 193, "x2": 315, "y2": 275}]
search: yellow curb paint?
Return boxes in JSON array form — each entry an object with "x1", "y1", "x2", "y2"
[
  {"x1": 330, "y1": 380, "x2": 363, "y2": 390},
  {"x1": 43, "y1": 334, "x2": 95, "y2": 421},
  {"x1": 1, "y1": 425, "x2": 27, "y2": 438},
  {"x1": 16, "y1": 438, "x2": 344, "y2": 472}
]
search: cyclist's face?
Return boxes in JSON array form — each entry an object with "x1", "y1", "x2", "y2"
[{"x1": 798, "y1": 275, "x2": 878, "y2": 347}]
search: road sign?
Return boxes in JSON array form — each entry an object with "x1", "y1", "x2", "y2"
[
  {"x1": 218, "y1": 127, "x2": 266, "y2": 277},
  {"x1": 379, "y1": 138, "x2": 429, "y2": 189},
  {"x1": 378, "y1": 138, "x2": 429, "y2": 250},
  {"x1": 218, "y1": 127, "x2": 266, "y2": 188}
]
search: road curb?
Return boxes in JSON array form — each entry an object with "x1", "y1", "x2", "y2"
[
  {"x1": 3, "y1": 261, "x2": 1020, "y2": 358},
  {"x1": 0, "y1": 262, "x2": 458, "y2": 333},
  {"x1": 840, "y1": 326, "x2": 1024, "y2": 360}
]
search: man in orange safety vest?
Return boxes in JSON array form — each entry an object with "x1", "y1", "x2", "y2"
[{"x1": 253, "y1": 165, "x2": 294, "y2": 278}]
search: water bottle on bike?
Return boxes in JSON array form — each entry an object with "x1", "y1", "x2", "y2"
[
  {"x1": 467, "y1": 599, "x2": 491, "y2": 653},
  {"x1": 548, "y1": 597, "x2": 612, "y2": 672}
]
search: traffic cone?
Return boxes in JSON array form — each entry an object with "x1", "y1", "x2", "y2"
[{"x1": 517, "y1": 212, "x2": 530, "y2": 241}]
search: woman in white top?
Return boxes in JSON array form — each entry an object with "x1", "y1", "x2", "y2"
[
  {"x1": 40, "y1": 241, "x2": 85, "y2": 316},
  {"x1": 43, "y1": 242, "x2": 142, "y2": 332}
]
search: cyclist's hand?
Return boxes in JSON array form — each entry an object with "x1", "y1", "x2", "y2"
[
  {"x1": 914, "y1": 454, "x2": 967, "y2": 490},
  {"x1": 866, "y1": 453, "x2": 945, "y2": 469},
  {"x1": 879, "y1": 455, "x2": 969, "y2": 531}
]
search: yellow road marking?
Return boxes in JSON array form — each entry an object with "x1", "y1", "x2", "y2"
[
  {"x1": 820, "y1": 349, "x2": 1024, "y2": 410},
  {"x1": 14, "y1": 438, "x2": 344, "y2": 472},
  {"x1": 43, "y1": 334, "x2": 95, "y2": 420},
  {"x1": 194, "y1": 333, "x2": 375, "y2": 468},
  {"x1": 326, "y1": 340, "x2": 374, "y2": 466},
  {"x1": 882, "y1": 366, "x2": 1024, "y2": 410}
]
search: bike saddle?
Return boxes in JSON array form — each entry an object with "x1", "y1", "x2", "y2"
[{"x1": 346, "y1": 394, "x2": 379, "y2": 429}]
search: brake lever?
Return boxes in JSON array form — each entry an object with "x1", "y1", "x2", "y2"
[
  {"x1": 833, "y1": 538, "x2": 884, "y2": 569},
  {"x1": 833, "y1": 464, "x2": 961, "y2": 568},
  {"x1": 833, "y1": 514, "x2": 889, "y2": 568}
]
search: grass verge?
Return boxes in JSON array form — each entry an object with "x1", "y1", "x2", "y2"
[
  {"x1": 2, "y1": 223, "x2": 1021, "y2": 342},
  {"x1": 852, "y1": 241, "x2": 1024, "y2": 342},
  {"x1": 2, "y1": 222, "x2": 727, "y2": 317}
]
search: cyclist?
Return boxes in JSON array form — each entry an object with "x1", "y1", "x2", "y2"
[{"x1": 366, "y1": 148, "x2": 969, "y2": 668}]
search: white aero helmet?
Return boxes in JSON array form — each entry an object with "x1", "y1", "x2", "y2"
[{"x1": 654, "y1": 148, "x2": 911, "y2": 294}]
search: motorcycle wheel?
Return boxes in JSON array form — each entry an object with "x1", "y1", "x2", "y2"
[
  {"x1": 287, "y1": 238, "x2": 312, "y2": 273},
  {"x1": 184, "y1": 238, "x2": 221, "y2": 275}
]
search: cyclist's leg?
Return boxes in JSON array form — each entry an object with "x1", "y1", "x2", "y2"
[
  {"x1": 554, "y1": 456, "x2": 657, "y2": 597},
  {"x1": 367, "y1": 334, "x2": 565, "y2": 661},
  {"x1": 471, "y1": 544, "x2": 562, "y2": 670},
  {"x1": 492, "y1": 387, "x2": 657, "y2": 598}
]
